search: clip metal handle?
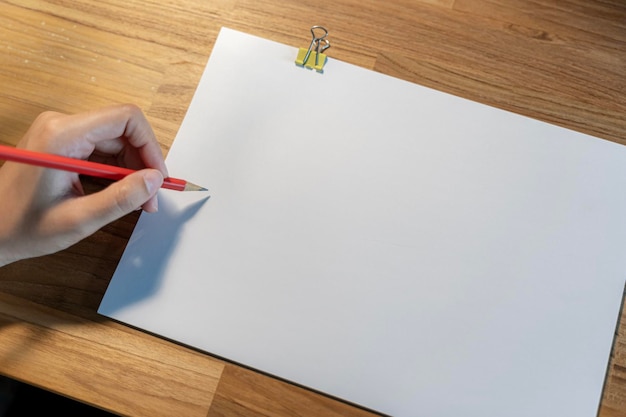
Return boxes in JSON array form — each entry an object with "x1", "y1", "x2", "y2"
[{"x1": 302, "y1": 26, "x2": 330, "y2": 67}]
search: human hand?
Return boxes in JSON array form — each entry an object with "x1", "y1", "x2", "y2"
[{"x1": 0, "y1": 104, "x2": 167, "y2": 267}]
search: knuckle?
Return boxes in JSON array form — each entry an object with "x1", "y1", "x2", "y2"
[
  {"x1": 111, "y1": 179, "x2": 147, "y2": 216},
  {"x1": 113, "y1": 182, "x2": 139, "y2": 215},
  {"x1": 119, "y1": 103, "x2": 142, "y2": 119},
  {"x1": 31, "y1": 111, "x2": 65, "y2": 149}
]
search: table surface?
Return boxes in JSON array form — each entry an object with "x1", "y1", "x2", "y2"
[{"x1": 0, "y1": 1, "x2": 625, "y2": 416}]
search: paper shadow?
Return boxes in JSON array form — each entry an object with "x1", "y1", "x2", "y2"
[{"x1": 98, "y1": 194, "x2": 210, "y2": 314}]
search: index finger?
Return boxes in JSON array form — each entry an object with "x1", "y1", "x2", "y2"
[{"x1": 53, "y1": 104, "x2": 169, "y2": 177}]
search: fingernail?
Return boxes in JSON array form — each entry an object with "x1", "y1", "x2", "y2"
[{"x1": 143, "y1": 170, "x2": 164, "y2": 194}]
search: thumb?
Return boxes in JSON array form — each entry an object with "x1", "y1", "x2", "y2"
[
  {"x1": 33, "y1": 169, "x2": 163, "y2": 250},
  {"x1": 81, "y1": 169, "x2": 164, "y2": 226}
]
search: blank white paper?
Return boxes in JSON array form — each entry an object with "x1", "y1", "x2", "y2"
[{"x1": 99, "y1": 27, "x2": 626, "y2": 416}]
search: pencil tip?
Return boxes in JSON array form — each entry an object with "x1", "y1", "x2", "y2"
[{"x1": 184, "y1": 182, "x2": 209, "y2": 192}]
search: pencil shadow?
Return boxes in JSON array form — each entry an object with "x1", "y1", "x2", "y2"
[{"x1": 97, "y1": 194, "x2": 210, "y2": 315}]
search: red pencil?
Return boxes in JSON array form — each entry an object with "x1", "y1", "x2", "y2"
[{"x1": 0, "y1": 144, "x2": 207, "y2": 192}]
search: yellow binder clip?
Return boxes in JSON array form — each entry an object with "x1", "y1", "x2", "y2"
[{"x1": 295, "y1": 26, "x2": 330, "y2": 73}]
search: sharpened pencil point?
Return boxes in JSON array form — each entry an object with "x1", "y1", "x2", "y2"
[{"x1": 184, "y1": 182, "x2": 208, "y2": 192}]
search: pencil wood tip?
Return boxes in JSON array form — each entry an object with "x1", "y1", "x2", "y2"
[{"x1": 184, "y1": 182, "x2": 209, "y2": 192}]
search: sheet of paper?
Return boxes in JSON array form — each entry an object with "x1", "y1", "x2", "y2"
[{"x1": 99, "y1": 27, "x2": 626, "y2": 416}]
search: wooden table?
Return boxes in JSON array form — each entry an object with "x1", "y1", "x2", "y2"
[{"x1": 0, "y1": 1, "x2": 625, "y2": 415}]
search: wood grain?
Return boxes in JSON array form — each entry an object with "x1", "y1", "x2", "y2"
[
  {"x1": 209, "y1": 365, "x2": 378, "y2": 417},
  {"x1": 0, "y1": 0, "x2": 625, "y2": 415}
]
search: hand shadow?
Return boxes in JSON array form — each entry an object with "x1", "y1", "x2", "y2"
[{"x1": 98, "y1": 192, "x2": 210, "y2": 315}]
